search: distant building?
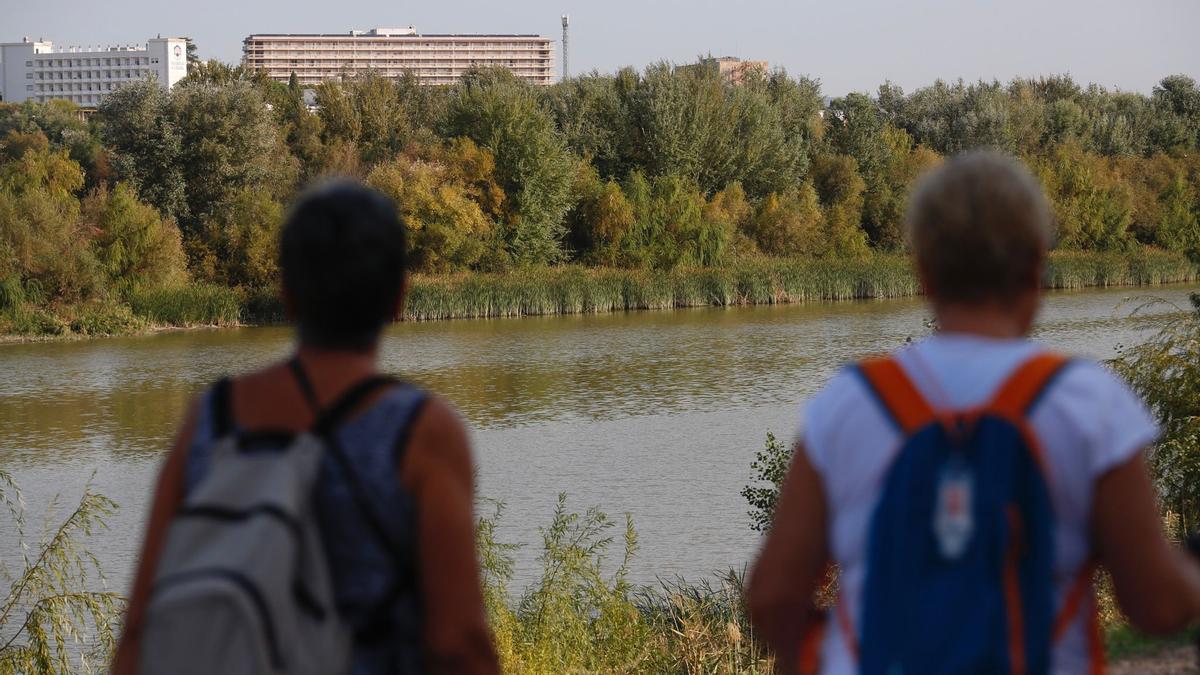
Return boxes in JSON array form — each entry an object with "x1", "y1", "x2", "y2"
[
  {"x1": 0, "y1": 36, "x2": 188, "y2": 107},
  {"x1": 680, "y1": 56, "x2": 769, "y2": 85},
  {"x1": 241, "y1": 28, "x2": 554, "y2": 86}
]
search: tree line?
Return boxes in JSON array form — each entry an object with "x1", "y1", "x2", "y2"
[{"x1": 1, "y1": 62, "x2": 1199, "y2": 329}]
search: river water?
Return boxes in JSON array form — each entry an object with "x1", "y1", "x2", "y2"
[{"x1": 0, "y1": 285, "x2": 1193, "y2": 596}]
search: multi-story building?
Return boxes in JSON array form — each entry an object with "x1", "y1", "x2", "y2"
[
  {"x1": 680, "y1": 56, "x2": 770, "y2": 85},
  {"x1": 242, "y1": 27, "x2": 554, "y2": 86},
  {"x1": 0, "y1": 36, "x2": 188, "y2": 107}
]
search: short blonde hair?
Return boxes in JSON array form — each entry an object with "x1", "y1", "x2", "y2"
[{"x1": 906, "y1": 151, "x2": 1052, "y2": 304}]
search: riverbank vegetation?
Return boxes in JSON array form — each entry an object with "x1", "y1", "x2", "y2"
[{"x1": 2, "y1": 65, "x2": 1200, "y2": 335}]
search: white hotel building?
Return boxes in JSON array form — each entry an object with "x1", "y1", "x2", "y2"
[
  {"x1": 0, "y1": 36, "x2": 188, "y2": 107},
  {"x1": 242, "y1": 28, "x2": 554, "y2": 86}
]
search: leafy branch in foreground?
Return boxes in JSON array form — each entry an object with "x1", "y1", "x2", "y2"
[
  {"x1": 742, "y1": 432, "x2": 793, "y2": 533},
  {"x1": 1112, "y1": 292, "x2": 1200, "y2": 538},
  {"x1": 0, "y1": 470, "x2": 124, "y2": 675}
]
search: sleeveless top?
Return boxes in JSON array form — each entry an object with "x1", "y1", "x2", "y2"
[{"x1": 184, "y1": 382, "x2": 429, "y2": 675}]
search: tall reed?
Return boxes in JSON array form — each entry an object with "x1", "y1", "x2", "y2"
[
  {"x1": 403, "y1": 250, "x2": 1195, "y2": 321},
  {"x1": 127, "y1": 284, "x2": 242, "y2": 327}
]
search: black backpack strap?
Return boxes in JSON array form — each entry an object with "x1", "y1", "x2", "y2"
[
  {"x1": 311, "y1": 376, "x2": 399, "y2": 436},
  {"x1": 210, "y1": 377, "x2": 234, "y2": 438},
  {"x1": 287, "y1": 357, "x2": 321, "y2": 414}
]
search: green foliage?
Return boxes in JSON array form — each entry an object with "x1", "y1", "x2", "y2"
[
  {"x1": 1035, "y1": 142, "x2": 1133, "y2": 250},
  {"x1": 622, "y1": 171, "x2": 731, "y2": 269},
  {"x1": 127, "y1": 283, "x2": 242, "y2": 326},
  {"x1": 565, "y1": 163, "x2": 635, "y2": 266},
  {"x1": 97, "y1": 81, "x2": 187, "y2": 221},
  {"x1": 170, "y1": 80, "x2": 296, "y2": 239},
  {"x1": 445, "y1": 69, "x2": 576, "y2": 266},
  {"x1": 478, "y1": 495, "x2": 771, "y2": 673},
  {"x1": 1112, "y1": 294, "x2": 1200, "y2": 537},
  {"x1": 4, "y1": 69, "x2": 1200, "y2": 336},
  {"x1": 366, "y1": 139, "x2": 503, "y2": 272},
  {"x1": 81, "y1": 183, "x2": 188, "y2": 289},
  {"x1": 189, "y1": 189, "x2": 282, "y2": 288},
  {"x1": 745, "y1": 185, "x2": 825, "y2": 257},
  {"x1": 741, "y1": 432, "x2": 793, "y2": 532},
  {"x1": 0, "y1": 470, "x2": 124, "y2": 674}
]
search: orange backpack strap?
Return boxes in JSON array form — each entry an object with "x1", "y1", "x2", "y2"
[
  {"x1": 856, "y1": 356, "x2": 936, "y2": 435},
  {"x1": 988, "y1": 352, "x2": 1072, "y2": 421},
  {"x1": 1053, "y1": 560, "x2": 1106, "y2": 675}
]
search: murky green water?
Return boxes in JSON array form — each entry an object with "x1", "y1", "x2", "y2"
[{"x1": 0, "y1": 285, "x2": 1193, "y2": 593}]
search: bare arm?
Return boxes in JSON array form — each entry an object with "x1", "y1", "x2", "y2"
[
  {"x1": 110, "y1": 400, "x2": 198, "y2": 675},
  {"x1": 747, "y1": 442, "x2": 830, "y2": 673},
  {"x1": 1092, "y1": 450, "x2": 1200, "y2": 634},
  {"x1": 402, "y1": 396, "x2": 498, "y2": 675}
]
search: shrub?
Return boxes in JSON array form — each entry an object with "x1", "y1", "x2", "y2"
[{"x1": 0, "y1": 470, "x2": 124, "y2": 674}]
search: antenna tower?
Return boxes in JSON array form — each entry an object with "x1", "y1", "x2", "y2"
[{"x1": 561, "y1": 15, "x2": 570, "y2": 81}]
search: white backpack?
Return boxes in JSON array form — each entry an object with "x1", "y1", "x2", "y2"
[{"x1": 140, "y1": 368, "x2": 404, "y2": 675}]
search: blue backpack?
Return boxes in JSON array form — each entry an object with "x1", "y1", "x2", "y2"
[{"x1": 838, "y1": 352, "x2": 1099, "y2": 675}]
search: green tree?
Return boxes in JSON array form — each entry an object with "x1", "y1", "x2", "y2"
[
  {"x1": 1148, "y1": 75, "x2": 1200, "y2": 154},
  {"x1": 565, "y1": 163, "x2": 635, "y2": 266},
  {"x1": 810, "y1": 154, "x2": 870, "y2": 257},
  {"x1": 81, "y1": 183, "x2": 187, "y2": 289},
  {"x1": 275, "y1": 73, "x2": 324, "y2": 179},
  {"x1": 366, "y1": 140, "x2": 502, "y2": 272},
  {"x1": 97, "y1": 81, "x2": 186, "y2": 220},
  {"x1": 745, "y1": 185, "x2": 826, "y2": 257},
  {"x1": 192, "y1": 189, "x2": 283, "y2": 287},
  {"x1": 0, "y1": 146, "x2": 101, "y2": 304},
  {"x1": 622, "y1": 171, "x2": 728, "y2": 269},
  {"x1": 445, "y1": 68, "x2": 576, "y2": 265},
  {"x1": 169, "y1": 81, "x2": 296, "y2": 244},
  {"x1": 1036, "y1": 142, "x2": 1133, "y2": 250}
]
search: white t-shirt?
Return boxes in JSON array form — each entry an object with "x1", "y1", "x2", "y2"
[{"x1": 800, "y1": 334, "x2": 1159, "y2": 675}]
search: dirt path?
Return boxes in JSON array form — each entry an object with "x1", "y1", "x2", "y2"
[{"x1": 1110, "y1": 646, "x2": 1198, "y2": 674}]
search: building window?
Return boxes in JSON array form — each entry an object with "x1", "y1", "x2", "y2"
[
  {"x1": 25, "y1": 60, "x2": 32, "y2": 67},
  {"x1": 26, "y1": 85, "x2": 33, "y2": 91}
]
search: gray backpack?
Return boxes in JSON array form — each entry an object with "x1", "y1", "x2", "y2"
[{"x1": 140, "y1": 366, "x2": 407, "y2": 675}]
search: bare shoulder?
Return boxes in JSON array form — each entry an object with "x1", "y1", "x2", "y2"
[{"x1": 405, "y1": 394, "x2": 475, "y2": 480}]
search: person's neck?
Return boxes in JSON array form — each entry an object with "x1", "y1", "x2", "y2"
[
  {"x1": 933, "y1": 303, "x2": 1030, "y2": 340},
  {"x1": 294, "y1": 345, "x2": 379, "y2": 380}
]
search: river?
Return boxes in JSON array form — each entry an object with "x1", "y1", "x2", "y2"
[{"x1": 0, "y1": 285, "x2": 1193, "y2": 597}]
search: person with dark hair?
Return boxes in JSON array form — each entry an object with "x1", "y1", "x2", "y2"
[
  {"x1": 113, "y1": 180, "x2": 498, "y2": 674},
  {"x1": 747, "y1": 152, "x2": 1200, "y2": 674}
]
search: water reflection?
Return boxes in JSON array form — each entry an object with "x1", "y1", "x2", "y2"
[{"x1": 0, "y1": 285, "x2": 1192, "y2": 592}]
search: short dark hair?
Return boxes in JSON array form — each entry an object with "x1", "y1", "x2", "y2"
[
  {"x1": 280, "y1": 180, "x2": 407, "y2": 351},
  {"x1": 906, "y1": 151, "x2": 1052, "y2": 305}
]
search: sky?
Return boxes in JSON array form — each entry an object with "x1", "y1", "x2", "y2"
[{"x1": 4, "y1": 0, "x2": 1197, "y2": 97}]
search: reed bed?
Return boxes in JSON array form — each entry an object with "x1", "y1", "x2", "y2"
[
  {"x1": 403, "y1": 250, "x2": 1196, "y2": 321},
  {"x1": 127, "y1": 283, "x2": 242, "y2": 327},
  {"x1": 1046, "y1": 249, "x2": 1197, "y2": 289}
]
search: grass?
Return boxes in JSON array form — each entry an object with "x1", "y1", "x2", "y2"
[
  {"x1": 1, "y1": 248, "x2": 1195, "y2": 337},
  {"x1": 403, "y1": 249, "x2": 1196, "y2": 321},
  {"x1": 125, "y1": 283, "x2": 242, "y2": 328}
]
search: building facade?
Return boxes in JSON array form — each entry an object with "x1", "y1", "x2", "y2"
[
  {"x1": 680, "y1": 57, "x2": 770, "y2": 85},
  {"x1": 0, "y1": 36, "x2": 188, "y2": 107},
  {"x1": 242, "y1": 28, "x2": 554, "y2": 86}
]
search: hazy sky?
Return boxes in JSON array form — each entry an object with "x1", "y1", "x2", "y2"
[{"x1": 5, "y1": 0, "x2": 1197, "y2": 96}]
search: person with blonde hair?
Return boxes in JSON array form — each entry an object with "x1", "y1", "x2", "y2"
[{"x1": 748, "y1": 151, "x2": 1200, "y2": 675}]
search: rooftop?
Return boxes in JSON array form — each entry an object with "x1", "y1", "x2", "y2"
[{"x1": 245, "y1": 29, "x2": 546, "y2": 39}]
